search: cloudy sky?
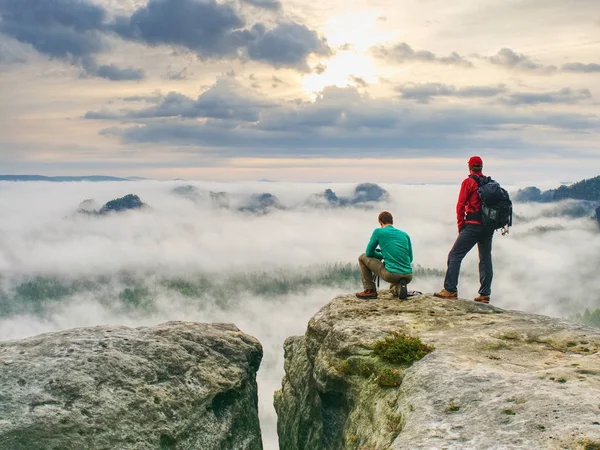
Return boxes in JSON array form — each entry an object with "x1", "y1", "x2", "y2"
[{"x1": 0, "y1": 0, "x2": 599, "y2": 182}]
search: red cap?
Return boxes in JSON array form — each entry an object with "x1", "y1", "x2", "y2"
[{"x1": 468, "y1": 156, "x2": 483, "y2": 167}]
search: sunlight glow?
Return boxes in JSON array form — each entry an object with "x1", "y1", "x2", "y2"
[
  {"x1": 301, "y1": 12, "x2": 395, "y2": 95},
  {"x1": 303, "y1": 50, "x2": 379, "y2": 94},
  {"x1": 323, "y1": 11, "x2": 394, "y2": 50}
]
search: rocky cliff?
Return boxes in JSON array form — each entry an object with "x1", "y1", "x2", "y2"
[
  {"x1": 0, "y1": 322, "x2": 263, "y2": 450},
  {"x1": 275, "y1": 294, "x2": 600, "y2": 450}
]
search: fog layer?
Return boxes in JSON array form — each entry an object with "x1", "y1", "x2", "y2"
[{"x1": 1, "y1": 180, "x2": 598, "y2": 449}]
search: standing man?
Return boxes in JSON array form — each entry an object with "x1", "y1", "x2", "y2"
[
  {"x1": 434, "y1": 156, "x2": 494, "y2": 303},
  {"x1": 356, "y1": 211, "x2": 413, "y2": 300}
]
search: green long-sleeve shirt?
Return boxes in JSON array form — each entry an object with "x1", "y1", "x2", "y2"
[{"x1": 365, "y1": 225, "x2": 413, "y2": 274}]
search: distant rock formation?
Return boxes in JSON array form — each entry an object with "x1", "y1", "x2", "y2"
[
  {"x1": 276, "y1": 294, "x2": 600, "y2": 449},
  {"x1": 514, "y1": 186, "x2": 543, "y2": 202},
  {"x1": 76, "y1": 194, "x2": 148, "y2": 216},
  {"x1": 351, "y1": 182, "x2": 389, "y2": 205},
  {"x1": 77, "y1": 199, "x2": 100, "y2": 213},
  {"x1": 239, "y1": 193, "x2": 284, "y2": 215},
  {"x1": 210, "y1": 191, "x2": 230, "y2": 209},
  {"x1": 307, "y1": 189, "x2": 343, "y2": 208},
  {"x1": 171, "y1": 185, "x2": 202, "y2": 202},
  {"x1": 514, "y1": 186, "x2": 556, "y2": 203},
  {"x1": 0, "y1": 322, "x2": 263, "y2": 450},
  {"x1": 99, "y1": 194, "x2": 147, "y2": 214},
  {"x1": 596, "y1": 206, "x2": 600, "y2": 225},
  {"x1": 307, "y1": 183, "x2": 390, "y2": 208},
  {"x1": 171, "y1": 186, "x2": 231, "y2": 209}
]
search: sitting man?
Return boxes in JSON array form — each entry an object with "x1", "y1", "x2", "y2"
[{"x1": 356, "y1": 211, "x2": 413, "y2": 300}]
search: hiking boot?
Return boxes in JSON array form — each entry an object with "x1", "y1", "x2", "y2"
[
  {"x1": 474, "y1": 295, "x2": 490, "y2": 304},
  {"x1": 356, "y1": 289, "x2": 378, "y2": 300},
  {"x1": 399, "y1": 283, "x2": 408, "y2": 300},
  {"x1": 433, "y1": 289, "x2": 458, "y2": 299}
]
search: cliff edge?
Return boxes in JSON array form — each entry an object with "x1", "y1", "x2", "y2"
[
  {"x1": 0, "y1": 322, "x2": 263, "y2": 450},
  {"x1": 275, "y1": 293, "x2": 600, "y2": 450}
]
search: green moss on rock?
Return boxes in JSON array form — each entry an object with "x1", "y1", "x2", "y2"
[{"x1": 373, "y1": 332, "x2": 435, "y2": 366}]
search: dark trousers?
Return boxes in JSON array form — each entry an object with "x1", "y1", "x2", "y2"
[{"x1": 443, "y1": 224, "x2": 494, "y2": 295}]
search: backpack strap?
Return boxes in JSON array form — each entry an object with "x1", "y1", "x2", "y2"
[
  {"x1": 469, "y1": 175, "x2": 492, "y2": 185},
  {"x1": 466, "y1": 175, "x2": 485, "y2": 222},
  {"x1": 468, "y1": 174, "x2": 481, "y2": 185}
]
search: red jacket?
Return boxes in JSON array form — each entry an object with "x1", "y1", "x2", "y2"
[{"x1": 456, "y1": 172, "x2": 485, "y2": 231}]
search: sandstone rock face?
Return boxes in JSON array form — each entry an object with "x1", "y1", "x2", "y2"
[
  {"x1": 275, "y1": 294, "x2": 600, "y2": 450},
  {"x1": 0, "y1": 322, "x2": 263, "y2": 450}
]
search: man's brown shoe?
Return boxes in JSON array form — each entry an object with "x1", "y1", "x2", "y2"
[
  {"x1": 356, "y1": 289, "x2": 378, "y2": 300},
  {"x1": 433, "y1": 289, "x2": 458, "y2": 299},
  {"x1": 474, "y1": 295, "x2": 490, "y2": 304}
]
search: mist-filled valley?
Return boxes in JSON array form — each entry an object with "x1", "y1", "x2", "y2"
[{"x1": 1, "y1": 179, "x2": 599, "y2": 449}]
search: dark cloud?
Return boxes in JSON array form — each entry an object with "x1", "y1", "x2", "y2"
[
  {"x1": 314, "y1": 63, "x2": 327, "y2": 74},
  {"x1": 81, "y1": 57, "x2": 145, "y2": 81},
  {"x1": 112, "y1": 0, "x2": 247, "y2": 57},
  {"x1": 164, "y1": 67, "x2": 189, "y2": 80},
  {"x1": 241, "y1": 0, "x2": 282, "y2": 11},
  {"x1": 0, "y1": 0, "x2": 145, "y2": 80},
  {"x1": 1, "y1": 0, "x2": 328, "y2": 75},
  {"x1": 488, "y1": 48, "x2": 556, "y2": 73},
  {"x1": 501, "y1": 88, "x2": 593, "y2": 105},
  {"x1": 247, "y1": 22, "x2": 331, "y2": 70},
  {"x1": 561, "y1": 62, "x2": 600, "y2": 73},
  {"x1": 94, "y1": 64, "x2": 145, "y2": 81},
  {"x1": 398, "y1": 83, "x2": 506, "y2": 103},
  {"x1": 112, "y1": 0, "x2": 329, "y2": 70},
  {"x1": 349, "y1": 75, "x2": 368, "y2": 87},
  {"x1": 272, "y1": 75, "x2": 283, "y2": 88},
  {"x1": 0, "y1": 0, "x2": 106, "y2": 33},
  {"x1": 486, "y1": 48, "x2": 600, "y2": 75},
  {"x1": 0, "y1": 0, "x2": 105, "y2": 58},
  {"x1": 86, "y1": 79, "x2": 274, "y2": 122},
  {"x1": 93, "y1": 85, "x2": 599, "y2": 157},
  {"x1": 372, "y1": 42, "x2": 472, "y2": 67},
  {"x1": 398, "y1": 83, "x2": 592, "y2": 106},
  {"x1": 121, "y1": 95, "x2": 163, "y2": 103}
]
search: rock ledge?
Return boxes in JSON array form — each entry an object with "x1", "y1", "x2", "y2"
[
  {"x1": 275, "y1": 293, "x2": 600, "y2": 450},
  {"x1": 0, "y1": 321, "x2": 263, "y2": 450}
]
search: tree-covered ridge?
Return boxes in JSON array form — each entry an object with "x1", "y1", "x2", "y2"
[
  {"x1": 0, "y1": 175, "x2": 129, "y2": 182},
  {"x1": 553, "y1": 176, "x2": 600, "y2": 201},
  {"x1": 99, "y1": 194, "x2": 147, "y2": 213},
  {"x1": 515, "y1": 176, "x2": 600, "y2": 203},
  {"x1": 575, "y1": 309, "x2": 600, "y2": 329},
  {"x1": 77, "y1": 194, "x2": 148, "y2": 215},
  {"x1": 0, "y1": 264, "x2": 444, "y2": 318}
]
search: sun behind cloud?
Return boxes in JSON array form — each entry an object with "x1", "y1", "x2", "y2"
[
  {"x1": 301, "y1": 11, "x2": 395, "y2": 94},
  {"x1": 303, "y1": 49, "x2": 379, "y2": 93}
]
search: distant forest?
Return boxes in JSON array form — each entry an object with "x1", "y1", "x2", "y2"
[{"x1": 516, "y1": 175, "x2": 600, "y2": 203}]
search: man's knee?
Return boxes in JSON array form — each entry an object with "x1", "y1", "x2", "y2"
[{"x1": 358, "y1": 253, "x2": 367, "y2": 264}]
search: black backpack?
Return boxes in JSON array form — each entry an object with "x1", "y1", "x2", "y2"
[{"x1": 469, "y1": 175, "x2": 513, "y2": 233}]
